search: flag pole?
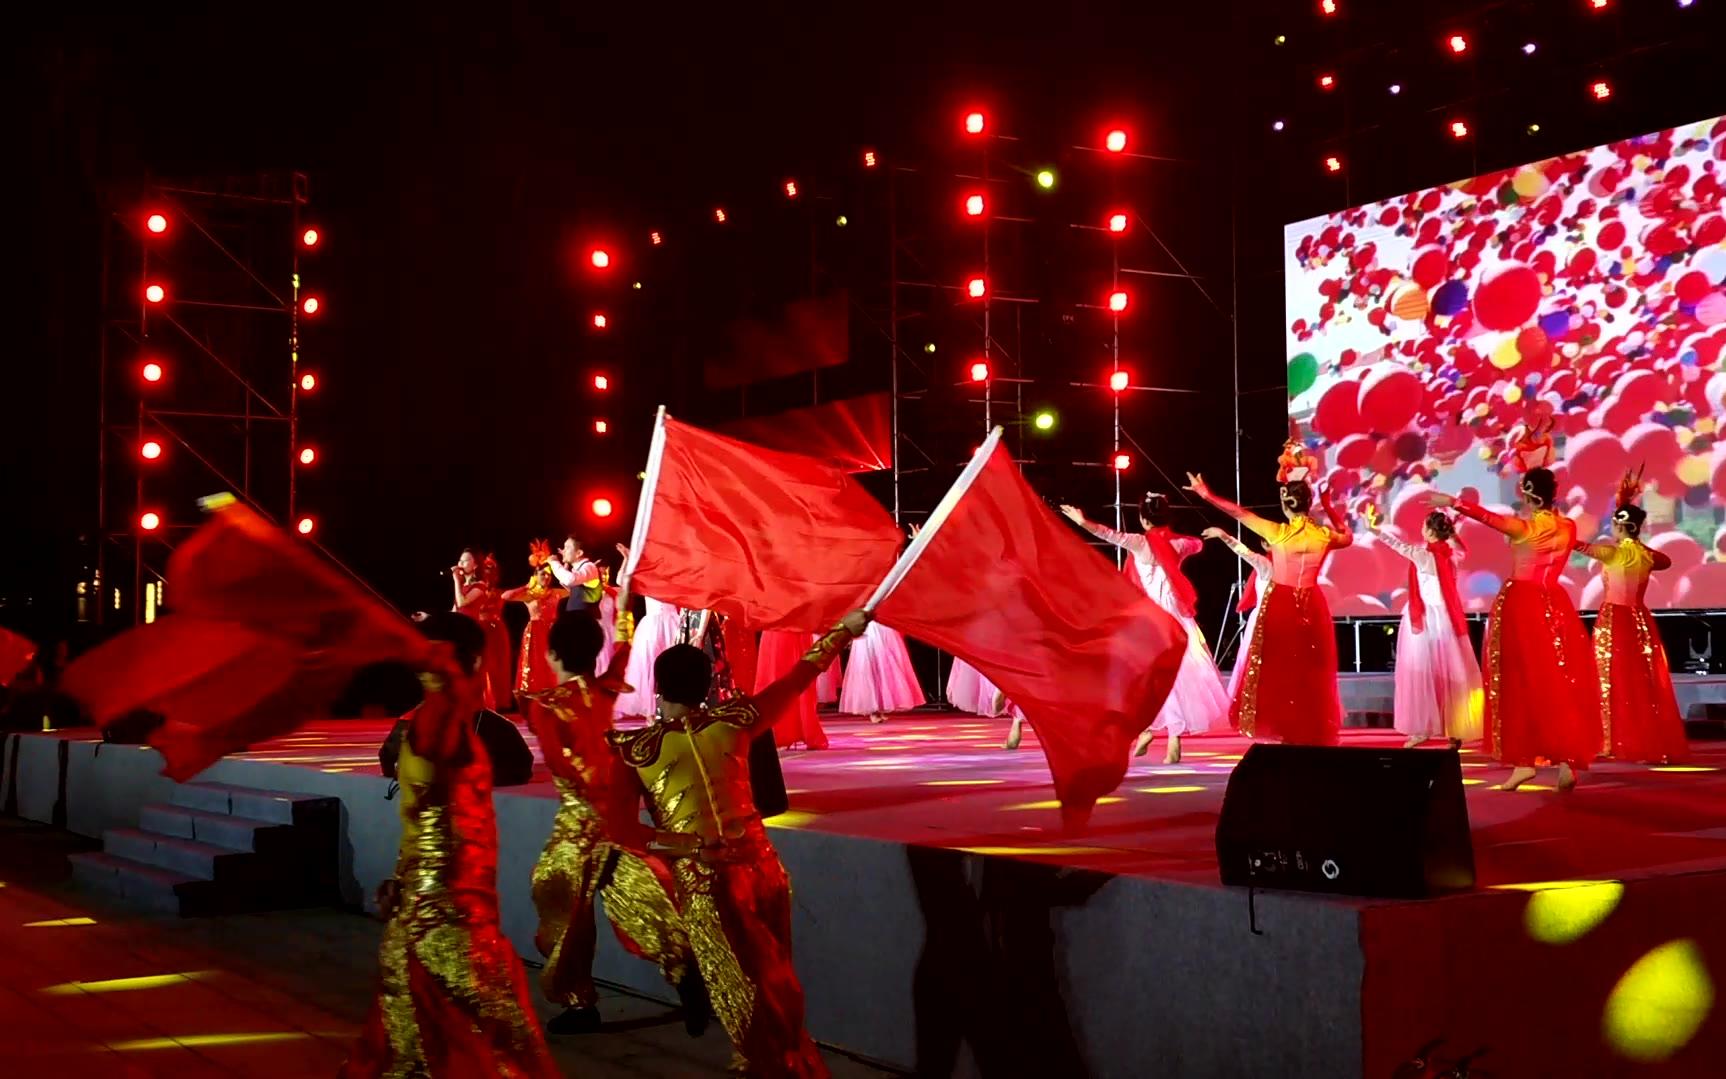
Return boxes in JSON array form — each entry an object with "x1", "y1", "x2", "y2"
[
  {"x1": 863, "y1": 426, "x2": 1003, "y2": 612},
  {"x1": 619, "y1": 406, "x2": 668, "y2": 593}
]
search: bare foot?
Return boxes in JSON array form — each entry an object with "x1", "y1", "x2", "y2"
[
  {"x1": 1448, "y1": 738, "x2": 1463, "y2": 751},
  {"x1": 1557, "y1": 762, "x2": 1577, "y2": 792},
  {"x1": 1500, "y1": 766, "x2": 1538, "y2": 791},
  {"x1": 1402, "y1": 734, "x2": 1427, "y2": 750},
  {"x1": 1133, "y1": 729, "x2": 1155, "y2": 758},
  {"x1": 1163, "y1": 733, "x2": 1182, "y2": 765},
  {"x1": 868, "y1": 712, "x2": 887, "y2": 725},
  {"x1": 1003, "y1": 716, "x2": 1023, "y2": 751}
]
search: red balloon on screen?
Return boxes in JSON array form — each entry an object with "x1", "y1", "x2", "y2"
[
  {"x1": 1565, "y1": 428, "x2": 1632, "y2": 494},
  {"x1": 1334, "y1": 433, "x2": 1375, "y2": 470},
  {"x1": 1673, "y1": 563, "x2": 1726, "y2": 608},
  {"x1": 1696, "y1": 215, "x2": 1726, "y2": 247},
  {"x1": 1611, "y1": 369, "x2": 1664, "y2": 415},
  {"x1": 1313, "y1": 379, "x2": 1364, "y2": 441},
  {"x1": 1369, "y1": 438, "x2": 1400, "y2": 477},
  {"x1": 1677, "y1": 271, "x2": 1713, "y2": 305},
  {"x1": 1596, "y1": 220, "x2": 1627, "y2": 251},
  {"x1": 1567, "y1": 248, "x2": 1597, "y2": 277},
  {"x1": 1472, "y1": 263, "x2": 1542, "y2": 331},
  {"x1": 1650, "y1": 531, "x2": 1704, "y2": 577},
  {"x1": 1514, "y1": 325, "x2": 1551, "y2": 363},
  {"x1": 1411, "y1": 247, "x2": 1449, "y2": 289},
  {"x1": 1358, "y1": 367, "x2": 1422, "y2": 433}
]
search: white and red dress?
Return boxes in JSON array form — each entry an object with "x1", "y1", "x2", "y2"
[
  {"x1": 1377, "y1": 532, "x2": 1483, "y2": 743},
  {"x1": 614, "y1": 596, "x2": 681, "y2": 719}
]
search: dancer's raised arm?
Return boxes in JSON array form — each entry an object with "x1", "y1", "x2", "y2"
[{"x1": 1184, "y1": 473, "x2": 1277, "y2": 540}]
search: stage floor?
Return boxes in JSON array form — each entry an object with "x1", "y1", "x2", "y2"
[{"x1": 236, "y1": 712, "x2": 1726, "y2": 892}]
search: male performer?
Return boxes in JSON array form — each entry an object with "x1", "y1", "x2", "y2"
[
  {"x1": 523, "y1": 607, "x2": 708, "y2": 1035},
  {"x1": 550, "y1": 536, "x2": 604, "y2": 614},
  {"x1": 609, "y1": 610, "x2": 869, "y2": 1078}
]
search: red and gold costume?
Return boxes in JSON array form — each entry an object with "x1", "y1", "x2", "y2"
[
  {"x1": 502, "y1": 542, "x2": 568, "y2": 707},
  {"x1": 609, "y1": 626, "x2": 851, "y2": 1079},
  {"x1": 1454, "y1": 501, "x2": 1600, "y2": 768},
  {"x1": 1577, "y1": 534, "x2": 1687, "y2": 764},
  {"x1": 455, "y1": 555, "x2": 513, "y2": 712},
  {"x1": 1195, "y1": 484, "x2": 1350, "y2": 745},
  {"x1": 342, "y1": 661, "x2": 558, "y2": 1079},
  {"x1": 523, "y1": 609, "x2": 696, "y2": 1011}
]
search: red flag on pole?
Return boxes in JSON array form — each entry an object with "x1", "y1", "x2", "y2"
[
  {"x1": 0, "y1": 626, "x2": 37, "y2": 687},
  {"x1": 621, "y1": 410, "x2": 903, "y2": 632},
  {"x1": 62, "y1": 497, "x2": 430, "y2": 780},
  {"x1": 871, "y1": 431, "x2": 1187, "y2": 827}
]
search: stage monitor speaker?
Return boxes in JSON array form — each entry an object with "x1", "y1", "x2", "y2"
[{"x1": 1215, "y1": 744, "x2": 1475, "y2": 899}]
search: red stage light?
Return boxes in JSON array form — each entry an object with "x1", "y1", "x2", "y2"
[
  {"x1": 1450, "y1": 119, "x2": 1470, "y2": 138},
  {"x1": 301, "y1": 296, "x2": 321, "y2": 315},
  {"x1": 591, "y1": 497, "x2": 614, "y2": 518},
  {"x1": 714, "y1": 208, "x2": 727, "y2": 223},
  {"x1": 863, "y1": 149, "x2": 878, "y2": 168},
  {"x1": 964, "y1": 111, "x2": 986, "y2": 135},
  {"x1": 144, "y1": 283, "x2": 165, "y2": 304},
  {"x1": 141, "y1": 361, "x2": 164, "y2": 383},
  {"x1": 296, "y1": 516, "x2": 316, "y2": 535},
  {"x1": 589, "y1": 248, "x2": 611, "y2": 269},
  {"x1": 592, "y1": 313, "x2": 608, "y2": 329},
  {"x1": 592, "y1": 373, "x2": 610, "y2": 391},
  {"x1": 1318, "y1": 73, "x2": 1336, "y2": 90},
  {"x1": 1113, "y1": 452, "x2": 1132, "y2": 471},
  {"x1": 1591, "y1": 79, "x2": 1613, "y2": 101},
  {"x1": 969, "y1": 361, "x2": 990, "y2": 382},
  {"x1": 1109, "y1": 369, "x2": 1130, "y2": 392},
  {"x1": 1107, "y1": 290, "x2": 1129, "y2": 313},
  {"x1": 966, "y1": 276, "x2": 987, "y2": 299},
  {"x1": 594, "y1": 419, "x2": 609, "y2": 434},
  {"x1": 301, "y1": 227, "x2": 320, "y2": 248},
  {"x1": 139, "y1": 512, "x2": 161, "y2": 532},
  {"x1": 140, "y1": 440, "x2": 163, "y2": 461},
  {"x1": 650, "y1": 230, "x2": 663, "y2": 246},
  {"x1": 1107, "y1": 212, "x2": 1128, "y2": 233},
  {"x1": 299, "y1": 447, "x2": 317, "y2": 466},
  {"x1": 1447, "y1": 33, "x2": 1469, "y2": 55},
  {"x1": 299, "y1": 372, "x2": 317, "y2": 392},
  {"x1": 145, "y1": 213, "x2": 168, "y2": 234},
  {"x1": 1588, "y1": 0, "x2": 1610, "y2": 9},
  {"x1": 1325, "y1": 155, "x2": 1343, "y2": 173},
  {"x1": 1321, "y1": 0, "x2": 1338, "y2": 13},
  {"x1": 964, "y1": 194, "x2": 985, "y2": 217},
  {"x1": 785, "y1": 180, "x2": 799, "y2": 199},
  {"x1": 1104, "y1": 128, "x2": 1128, "y2": 153}
]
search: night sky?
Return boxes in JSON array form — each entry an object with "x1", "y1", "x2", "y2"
[{"x1": 9, "y1": 2, "x2": 1725, "y2": 645}]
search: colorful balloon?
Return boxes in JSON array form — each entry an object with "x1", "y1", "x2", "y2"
[
  {"x1": 1411, "y1": 247, "x2": 1449, "y2": 290},
  {"x1": 1312, "y1": 378, "x2": 1364, "y2": 442},
  {"x1": 1432, "y1": 280, "x2": 1469, "y2": 317},
  {"x1": 1472, "y1": 263, "x2": 1542, "y2": 331},
  {"x1": 1288, "y1": 352, "x2": 1320, "y2": 397},
  {"x1": 1388, "y1": 283, "x2": 1430, "y2": 321},
  {"x1": 1358, "y1": 367, "x2": 1423, "y2": 432}
]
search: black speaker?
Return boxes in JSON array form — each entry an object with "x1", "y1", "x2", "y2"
[
  {"x1": 749, "y1": 732, "x2": 789, "y2": 818},
  {"x1": 1215, "y1": 744, "x2": 1475, "y2": 898}
]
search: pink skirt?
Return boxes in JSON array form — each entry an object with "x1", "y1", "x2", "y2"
[
  {"x1": 816, "y1": 653, "x2": 842, "y2": 705},
  {"x1": 839, "y1": 623, "x2": 925, "y2": 715},
  {"x1": 615, "y1": 598, "x2": 680, "y2": 719},
  {"x1": 1148, "y1": 614, "x2": 1231, "y2": 736}
]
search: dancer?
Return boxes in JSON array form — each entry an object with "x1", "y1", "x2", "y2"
[
  {"x1": 759, "y1": 630, "x2": 827, "y2": 749},
  {"x1": 1366, "y1": 508, "x2": 1483, "y2": 749},
  {"x1": 452, "y1": 549, "x2": 513, "y2": 712},
  {"x1": 839, "y1": 620, "x2": 924, "y2": 723},
  {"x1": 610, "y1": 612, "x2": 870, "y2": 1078},
  {"x1": 342, "y1": 612, "x2": 559, "y2": 1078},
  {"x1": 1432, "y1": 468, "x2": 1599, "y2": 790},
  {"x1": 616, "y1": 582, "x2": 681, "y2": 720},
  {"x1": 815, "y1": 649, "x2": 843, "y2": 706},
  {"x1": 1061, "y1": 494, "x2": 1229, "y2": 763},
  {"x1": 1574, "y1": 473, "x2": 1688, "y2": 764},
  {"x1": 502, "y1": 541, "x2": 568, "y2": 724},
  {"x1": 1202, "y1": 527, "x2": 1271, "y2": 703},
  {"x1": 1185, "y1": 469, "x2": 1349, "y2": 745},
  {"x1": 523, "y1": 608, "x2": 708, "y2": 1036}
]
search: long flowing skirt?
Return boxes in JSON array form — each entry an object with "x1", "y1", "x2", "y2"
[
  {"x1": 1393, "y1": 615, "x2": 1484, "y2": 742},
  {"x1": 839, "y1": 622, "x2": 925, "y2": 715},
  {"x1": 1594, "y1": 602, "x2": 1688, "y2": 763},
  {"x1": 480, "y1": 618, "x2": 514, "y2": 713},
  {"x1": 943, "y1": 657, "x2": 1007, "y2": 716},
  {"x1": 1224, "y1": 604, "x2": 1262, "y2": 703},
  {"x1": 1481, "y1": 580, "x2": 1600, "y2": 768},
  {"x1": 816, "y1": 654, "x2": 842, "y2": 705},
  {"x1": 1148, "y1": 614, "x2": 1232, "y2": 736},
  {"x1": 616, "y1": 598, "x2": 681, "y2": 719},
  {"x1": 1231, "y1": 583, "x2": 1343, "y2": 746},
  {"x1": 758, "y1": 631, "x2": 826, "y2": 749}
]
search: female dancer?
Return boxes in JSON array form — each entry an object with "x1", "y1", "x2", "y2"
[
  {"x1": 1432, "y1": 468, "x2": 1599, "y2": 790},
  {"x1": 452, "y1": 549, "x2": 513, "y2": 712},
  {"x1": 1062, "y1": 494, "x2": 1229, "y2": 763},
  {"x1": 1367, "y1": 508, "x2": 1483, "y2": 748},
  {"x1": 1185, "y1": 469, "x2": 1350, "y2": 745},
  {"x1": 947, "y1": 657, "x2": 1024, "y2": 748},
  {"x1": 1574, "y1": 474, "x2": 1688, "y2": 763},
  {"x1": 839, "y1": 621, "x2": 924, "y2": 723},
  {"x1": 1203, "y1": 527, "x2": 1271, "y2": 704},
  {"x1": 816, "y1": 651, "x2": 843, "y2": 706},
  {"x1": 760, "y1": 631, "x2": 827, "y2": 749},
  {"x1": 616, "y1": 594, "x2": 681, "y2": 719},
  {"x1": 502, "y1": 540, "x2": 569, "y2": 710}
]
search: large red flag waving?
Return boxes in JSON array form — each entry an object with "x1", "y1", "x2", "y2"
[
  {"x1": 62, "y1": 498, "x2": 430, "y2": 780},
  {"x1": 622, "y1": 411, "x2": 903, "y2": 632},
  {"x1": 872, "y1": 433, "x2": 1187, "y2": 827},
  {"x1": 0, "y1": 626, "x2": 37, "y2": 686}
]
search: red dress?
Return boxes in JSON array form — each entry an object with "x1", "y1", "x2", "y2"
[
  {"x1": 758, "y1": 631, "x2": 826, "y2": 749},
  {"x1": 1457, "y1": 505, "x2": 1600, "y2": 768},
  {"x1": 1580, "y1": 538, "x2": 1687, "y2": 763},
  {"x1": 503, "y1": 572, "x2": 567, "y2": 730},
  {"x1": 457, "y1": 579, "x2": 514, "y2": 712}
]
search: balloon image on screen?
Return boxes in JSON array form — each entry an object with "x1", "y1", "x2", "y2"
[{"x1": 1284, "y1": 115, "x2": 1726, "y2": 613}]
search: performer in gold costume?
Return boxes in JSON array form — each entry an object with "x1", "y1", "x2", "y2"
[
  {"x1": 341, "y1": 612, "x2": 558, "y2": 1078},
  {"x1": 609, "y1": 609, "x2": 869, "y2": 1079},
  {"x1": 524, "y1": 605, "x2": 709, "y2": 1036}
]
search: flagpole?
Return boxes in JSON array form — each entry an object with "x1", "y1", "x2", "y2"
[
  {"x1": 619, "y1": 405, "x2": 668, "y2": 593},
  {"x1": 863, "y1": 426, "x2": 1003, "y2": 612}
]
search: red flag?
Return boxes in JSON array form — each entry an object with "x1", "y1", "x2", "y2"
[
  {"x1": 873, "y1": 435, "x2": 1187, "y2": 827},
  {"x1": 623, "y1": 413, "x2": 902, "y2": 633},
  {"x1": 0, "y1": 626, "x2": 37, "y2": 686},
  {"x1": 61, "y1": 500, "x2": 429, "y2": 780}
]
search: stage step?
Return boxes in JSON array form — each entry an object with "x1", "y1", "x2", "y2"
[{"x1": 75, "y1": 782, "x2": 341, "y2": 918}]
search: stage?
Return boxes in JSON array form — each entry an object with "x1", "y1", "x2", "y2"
[{"x1": 7, "y1": 704, "x2": 1726, "y2": 1077}]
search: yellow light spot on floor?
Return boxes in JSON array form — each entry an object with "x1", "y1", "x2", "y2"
[
  {"x1": 764, "y1": 810, "x2": 821, "y2": 829},
  {"x1": 957, "y1": 846, "x2": 1114, "y2": 857},
  {"x1": 25, "y1": 917, "x2": 96, "y2": 927},
  {"x1": 1461, "y1": 762, "x2": 1492, "y2": 768},
  {"x1": 1149, "y1": 767, "x2": 1201, "y2": 774},
  {"x1": 1136, "y1": 785, "x2": 1208, "y2": 794},
  {"x1": 1603, "y1": 939, "x2": 1714, "y2": 1061},
  {"x1": 109, "y1": 1032, "x2": 312, "y2": 1051},
  {"x1": 1522, "y1": 881, "x2": 1624, "y2": 944},
  {"x1": 1462, "y1": 778, "x2": 1487, "y2": 786},
  {"x1": 42, "y1": 971, "x2": 215, "y2": 996},
  {"x1": 1007, "y1": 796, "x2": 1123, "y2": 811},
  {"x1": 1651, "y1": 766, "x2": 1718, "y2": 773},
  {"x1": 922, "y1": 779, "x2": 1003, "y2": 786}
]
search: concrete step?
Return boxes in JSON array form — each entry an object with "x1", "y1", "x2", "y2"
[
  {"x1": 138, "y1": 803, "x2": 296, "y2": 853},
  {"x1": 102, "y1": 827, "x2": 257, "y2": 881},
  {"x1": 167, "y1": 781, "x2": 337, "y2": 826},
  {"x1": 68, "y1": 851, "x2": 205, "y2": 916}
]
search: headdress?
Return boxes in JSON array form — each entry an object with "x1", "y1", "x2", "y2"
[{"x1": 528, "y1": 539, "x2": 552, "y2": 568}]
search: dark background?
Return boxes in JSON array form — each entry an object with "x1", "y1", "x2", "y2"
[{"x1": 8, "y1": 1, "x2": 1725, "y2": 653}]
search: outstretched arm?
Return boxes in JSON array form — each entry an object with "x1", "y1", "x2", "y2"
[
  {"x1": 1573, "y1": 539, "x2": 1618, "y2": 564},
  {"x1": 1203, "y1": 527, "x2": 1272, "y2": 578},
  {"x1": 744, "y1": 611, "x2": 869, "y2": 734},
  {"x1": 1184, "y1": 473, "x2": 1278, "y2": 541},
  {"x1": 1431, "y1": 492, "x2": 1527, "y2": 540},
  {"x1": 1060, "y1": 505, "x2": 1147, "y2": 554}
]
